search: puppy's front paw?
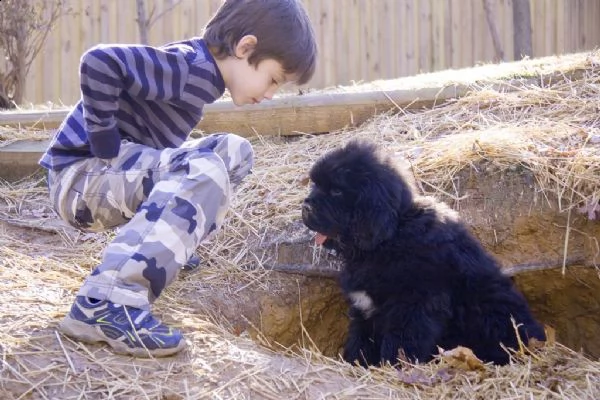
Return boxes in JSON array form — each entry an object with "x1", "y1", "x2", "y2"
[
  {"x1": 380, "y1": 334, "x2": 434, "y2": 365},
  {"x1": 343, "y1": 334, "x2": 377, "y2": 367}
]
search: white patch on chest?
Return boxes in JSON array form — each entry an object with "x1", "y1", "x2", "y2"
[{"x1": 348, "y1": 291, "x2": 376, "y2": 318}]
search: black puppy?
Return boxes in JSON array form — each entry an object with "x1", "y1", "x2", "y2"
[{"x1": 301, "y1": 141, "x2": 545, "y2": 366}]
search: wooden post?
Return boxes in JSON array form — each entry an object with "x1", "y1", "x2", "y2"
[{"x1": 513, "y1": 0, "x2": 533, "y2": 60}]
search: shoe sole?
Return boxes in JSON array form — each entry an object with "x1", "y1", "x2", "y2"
[{"x1": 59, "y1": 315, "x2": 187, "y2": 358}]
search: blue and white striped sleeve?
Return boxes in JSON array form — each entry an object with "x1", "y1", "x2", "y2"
[{"x1": 79, "y1": 43, "x2": 195, "y2": 159}]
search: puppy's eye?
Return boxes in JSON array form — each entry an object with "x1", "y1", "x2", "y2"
[{"x1": 330, "y1": 188, "x2": 343, "y2": 197}]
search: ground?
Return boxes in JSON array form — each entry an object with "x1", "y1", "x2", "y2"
[{"x1": 2, "y1": 52, "x2": 600, "y2": 399}]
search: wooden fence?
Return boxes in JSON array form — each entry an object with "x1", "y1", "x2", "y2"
[{"x1": 5, "y1": 0, "x2": 600, "y2": 106}]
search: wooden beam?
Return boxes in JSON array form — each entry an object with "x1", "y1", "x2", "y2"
[
  {"x1": 0, "y1": 140, "x2": 47, "y2": 182},
  {"x1": 0, "y1": 86, "x2": 468, "y2": 136}
]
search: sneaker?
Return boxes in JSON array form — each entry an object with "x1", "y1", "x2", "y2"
[
  {"x1": 182, "y1": 254, "x2": 201, "y2": 271},
  {"x1": 59, "y1": 296, "x2": 186, "y2": 357}
]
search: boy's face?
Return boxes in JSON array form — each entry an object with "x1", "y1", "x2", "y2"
[
  {"x1": 227, "y1": 58, "x2": 293, "y2": 106},
  {"x1": 215, "y1": 35, "x2": 296, "y2": 106}
]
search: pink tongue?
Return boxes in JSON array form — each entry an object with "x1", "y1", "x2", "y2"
[{"x1": 315, "y1": 232, "x2": 328, "y2": 245}]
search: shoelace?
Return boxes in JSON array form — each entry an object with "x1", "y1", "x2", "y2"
[
  {"x1": 113, "y1": 303, "x2": 151, "y2": 326},
  {"x1": 133, "y1": 310, "x2": 150, "y2": 326}
]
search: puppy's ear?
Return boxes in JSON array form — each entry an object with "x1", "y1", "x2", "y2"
[{"x1": 351, "y1": 179, "x2": 398, "y2": 250}]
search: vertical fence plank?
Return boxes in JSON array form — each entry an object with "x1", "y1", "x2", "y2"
[
  {"x1": 561, "y1": 0, "x2": 570, "y2": 51},
  {"x1": 180, "y1": 0, "x2": 193, "y2": 38},
  {"x1": 432, "y1": 0, "x2": 446, "y2": 71},
  {"x1": 405, "y1": 0, "x2": 416, "y2": 75},
  {"x1": 418, "y1": 0, "x2": 431, "y2": 72},
  {"x1": 472, "y1": 0, "x2": 485, "y2": 64},
  {"x1": 367, "y1": 0, "x2": 379, "y2": 81},
  {"x1": 345, "y1": 0, "x2": 359, "y2": 85},
  {"x1": 60, "y1": 1, "x2": 74, "y2": 104},
  {"x1": 548, "y1": 0, "x2": 557, "y2": 55},
  {"x1": 194, "y1": 0, "x2": 206, "y2": 40},
  {"x1": 384, "y1": 0, "x2": 396, "y2": 79},
  {"x1": 583, "y1": 0, "x2": 597, "y2": 50},
  {"x1": 396, "y1": 0, "x2": 407, "y2": 77},
  {"x1": 444, "y1": 0, "x2": 453, "y2": 67},
  {"x1": 322, "y1": 1, "x2": 336, "y2": 87},
  {"x1": 555, "y1": 0, "x2": 565, "y2": 53},
  {"x1": 501, "y1": 0, "x2": 513, "y2": 60},
  {"x1": 312, "y1": 0, "x2": 326, "y2": 87},
  {"x1": 108, "y1": 0, "x2": 118, "y2": 43},
  {"x1": 334, "y1": 0, "x2": 350, "y2": 85},
  {"x1": 164, "y1": 0, "x2": 176, "y2": 44},
  {"x1": 589, "y1": 0, "x2": 596, "y2": 47},
  {"x1": 47, "y1": 9, "x2": 63, "y2": 105},
  {"x1": 99, "y1": 0, "x2": 109, "y2": 43},
  {"x1": 171, "y1": 0, "x2": 183, "y2": 42},
  {"x1": 462, "y1": 0, "x2": 473, "y2": 67},
  {"x1": 533, "y1": 0, "x2": 544, "y2": 56},
  {"x1": 357, "y1": 0, "x2": 368, "y2": 82},
  {"x1": 81, "y1": 0, "x2": 91, "y2": 53},
  {"x1": 470, "y1": 0, "x2": 479, "y2": 63},
  {"x1": 570, "y1": 0, "x2": 580, "y2": 51},
  {"x1": 377, "y1": 1, "x2": 389, "y2": 79},
  {"x1": 450, "y1": 0, "x2": 461, "y2": 67},
  {"x1": 576, "y1": 0, "x2": 584, "y2": 49}
]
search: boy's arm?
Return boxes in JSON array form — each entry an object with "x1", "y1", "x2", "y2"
[{"x1": 79, "y1": 42, "x2": 209, "y2": 159}]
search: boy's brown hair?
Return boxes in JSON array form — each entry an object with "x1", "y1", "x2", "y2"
[{"x1": 203, "y1": 0, "x2": 317, "y2": 85}]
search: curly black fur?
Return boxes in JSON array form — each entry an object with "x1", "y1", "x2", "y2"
[{"x1": 301, "y1": 141, "x2": 546, "y2": 366}]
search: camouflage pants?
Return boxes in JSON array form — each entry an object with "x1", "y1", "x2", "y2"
[{"x1": 48, "y1": 134, "x2": 254, "y2": 310}]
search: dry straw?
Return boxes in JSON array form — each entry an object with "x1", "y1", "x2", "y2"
[{"x1": 1, "y1": 51, "x2": 600, "y2": 398}]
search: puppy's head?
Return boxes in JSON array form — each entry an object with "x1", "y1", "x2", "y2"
[{"x1": 302, "y1": 141, "x2": 415, "y2": 251}]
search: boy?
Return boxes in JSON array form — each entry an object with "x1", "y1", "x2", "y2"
[{"x1": 39, "y1": 0, "x2": 317, "y2": 357}]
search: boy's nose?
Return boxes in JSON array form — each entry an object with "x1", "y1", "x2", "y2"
[{"x1": 263, "y1": 87, "x2": 277, "y2": 100}]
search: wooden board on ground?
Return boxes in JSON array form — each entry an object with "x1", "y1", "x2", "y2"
[{"x1": 0, "y1": 140, "x2": 46, "y2": 181}]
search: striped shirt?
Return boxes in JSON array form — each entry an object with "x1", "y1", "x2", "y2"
[{"x1": 39, "y1": 38, "x2": 225, "y2": 171}]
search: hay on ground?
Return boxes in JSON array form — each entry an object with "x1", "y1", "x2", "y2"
[{"x1": 1, "y1": 51, "x2": 599, "y2": 399}]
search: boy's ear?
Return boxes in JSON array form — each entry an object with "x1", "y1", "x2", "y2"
[{"x1": 234, "y1": 35, "x2": 257, "y2": 59}]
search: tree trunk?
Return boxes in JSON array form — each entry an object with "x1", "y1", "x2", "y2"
[
  {"x1": 12, "y1": 24, "x2": 28, "y2": 105},
  {"x1": 512, "y1": 0, "x2": 532, "y2": 60},
  {"x1": 136, "y1": 0, "x2": 149, "y2": 45},
  {"x1": 0, "y1": 84, "x2": 11, "y2": 109}
]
